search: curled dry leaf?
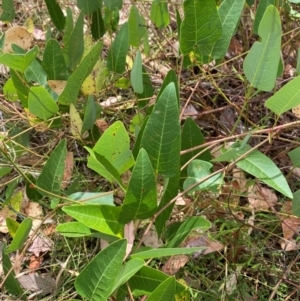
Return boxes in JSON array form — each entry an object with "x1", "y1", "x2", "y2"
[
  {"x1": 292, "y1": 105, "x2": 300, "y2": 118},
  {"x1": 141, "y1": 228, "x2": 163, "y2": 248},
  {"x1": 124, "y1": 221, "x2": 135, "y2": 258},
  {"x1": 95, "y1": 119, "x2": 109, "y2": 133},
  {"x1": 4, "y1": 26, "x2": 32, "y2": 53},
  {"x1": 247, "y1": 184, "x2": 278, "y2": 210},
  {"x1": 162, "y1": 255, "x2": 190, "y2": 275},
  {"x1": 61, "y1": 152, "x2": 74, "y2": 189}
]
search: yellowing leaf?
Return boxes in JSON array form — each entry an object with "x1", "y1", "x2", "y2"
[
  {"x1": 25, "y1": 18, "x2": 35, "y2": 34},
  {"x1": 70, "y1": 104, "x2": 88, "y2": 140},
  {"x1": 47, "y1": 80, "x2": 67, "y2": 95}
]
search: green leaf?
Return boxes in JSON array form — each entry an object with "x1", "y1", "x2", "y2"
[
  {"x1": 42, "y1": 39, "x2": 68, "y2": 80},
  {"x1": 25, "y1": 59, "x2": 47, "y2": 85},
  {"x1": 292, "y1": 189, "x2": 300, "y2": 217},
  {"x1": 243, "y1": 5, "x2": 281, "y2": 91},
  {"x1": 119, "y1": 149, "x2": 157, "y2": 223},
  {"x1": 207, "y1": 0, "x2": 245, "y2": 59},
  {"x1": 265, "y1": 75, "x2": 300, "y2": 115},
  {"x1": 37, "y1": 139, "x2": 67, "y2": 195},
  {"x1": 63, "y1": 11, "x2": 84, "y2": 71},
  {"x1": 103, "y1": 0, "x2": 122, "y2": 10},
  {"x1": 128, "y1": 6, "x2": 146, "y2": 47},
  {"x1": 0, "y1": 0, "x2": 15, "y2": 22},
  {"x1": 150, "y1": 0, "x2": 170, "y2": 29},
  {"x1": 136, "y1": 66, "x2": 154, "y2": 108},
  {"x1": 77, "y1": 0, "x2": 101, "y2": 14},
  {"x1": 140, "y1": 83, "x2": 180, "y2": 177},
  {"x1": 56, "y1": 221, "x2": 92, "y2": 237},
  {"x1": 91, "y1": 9, "x2": 106, "y2": 40},
  {"x1": 131, "y1": 51, "x2": 143, "y2": 94},
  {"x1": 85, "y1": 147, "x2": 126, "y2": 189},
  {"x1": 59, "y1": 41, "x2": 102, "y2": 105},
  {"x1": 155, "y1": 167, "x2": 180, "y2": 237},
  {"x1": 3, "y1": 78, "x2": 18, "y2": 101},
  {"x1": 131, "y1": 247, "x2": 205, "y2": 260},
  {"x1": 82, "y1": 95, "x2": 98, "y2": 133},
  {"x1": 147, "y1": 277, "x2": 175, "y2": 301},
  {"x1": 2, "y1": 243, "x2": 25, "y2": 297},
  {"x1": 112, "y1": 258, "x2": 144, "y2": 293},
  {"x1": 68, "y1": 191, "x2": 114, "y2": 205},
  {"x1": 181, "y1": 118, "x2": 211, "y2": 182},
  {"x1": 0, "y1": 166, "x2": 12, "y2": 178},
  {"x1": 0, "y1": 45, "x2": 38, "y2": 73},
  {"x1": 28, "y1": 86, "x2": 59, "y2": 120},
  {"x1": 157, "y1": 69, "x2": 179, "y2": 107},
  {"x1": 288, "y1": 147, "x2": 300, "y2": 168},
  {"x1": 62, "y1": 205, "x2": 124, "y2": 239},
  {"x1": 180, "y1": 0, "x2": 222, "y2": 56},
  {"x1": 75, "y1": 239, "x2": 126, "y2": 301},
  {"x1": 6, "y1": 218, "x2": 32, "y2": 253},
  {"x1": 87, "y1": 121, "x2": 135, "y2": 180},
  {"x1": 10, "y1": 69, "x2": 30, "y2": 107},
  {"x1": 183, "y1": 160, "x2": 223, "y2": 194},
  {"x1": 165, "y1": 216, "x2": 211, "y2": 248},
  {"x1": 237, "y1": 150, "x2": 293, "y2": 198},
  {"x1": 253, "y1": 0, "x2": 276, "y2": 35},
  {"x1": 44, "y1": 0, "x2": 66, "y2": 31},
  {"x1": 107, "y1": 22, "x2": 129, "y2": 73},
  {"x1": 127, "y1": 266, "x2": 186, "y2": 296}
]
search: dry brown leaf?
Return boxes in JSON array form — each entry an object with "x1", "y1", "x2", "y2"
[
  {"x1": 247, "y1": 185, "x2": 278, "y2": 210},
  {"x1": 232, "y1": 168, "x2": 247, "y2": 192},
  {"x1": 142, "y1": 228, "x2": 163, "y2": 248},
  {"x1": 279, "y1": 201, "x2": 300, "y2": 251},
  {"x1": 4, "y1": 26, "x2": 32, "y2": 53},
  {"x1": 124, "y1": 221, "x2": 135, "y2": 258},
  {"x1": 61, "y1": 152, "x2": 74, "y2": 189},
  {"x1": 17, "y1": 272, "x2": 55, "y2": 295},
  {"x1": 0, "y1": 206, "x2": 17, "y2": 234},
  {"x1": 95, "y1": 119, "x2": 109, "y2": 133},
  {"x1": 292, "y1": 105, "x2": 300, "y2": 118},
  {"x1": 28, "y1": 235, "x2": 52, "y2": 257},
  {"x1": 162, "y1": 255, "x2": 189, "y2": 275},
  {"x1": 183, "y1": 234, "x2": 224, "y2": 258},
  {"x1": 29, "y1": 254, "x2": 43, "y2": 271},
  {"x1": 47, "y1": 80, "x2": 67, "y2": 95}
]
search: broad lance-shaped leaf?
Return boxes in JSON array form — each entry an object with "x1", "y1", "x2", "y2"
[
  {"x1": 140, "y1": 82, "x2": 180, "y2": 177},
  {"x1": 253, "y1": 0, "x2": 276, "y2": 35},
  {"x1": 42, "y1": 39, "x2": 68, "y2": 80},
  {"x1": 2, "y1": 243, "x2": 25, "y2": 297},
  {"x1": 44, "y1": 0, "x2": 66, "y2": 31},
  {"x1": 147, "y1": 277, "x2": 175, "y2": 301},
  {"x1": 59, "y1": 41, "x2": 102, "y2": 105},
  {"x1": 203, "y1": 0, "x2": 245, "y2": 60},
  {"x1": 63, "y1": 10, "x2": 84, "y2": 71},
  {"x1": 6, "y1": 218, "x2": 32, "y2": 253},
  {"x1": 37, "y1": 139, "x2": 67, "y2": 195},
  {"x1": 107, "y1": 22, "x2": 129, "y2": 74},
  {"x1": 131, "y1": 50, "x2": 143, "y2": 94},
  {"x1": 243, "y1": 5, "x2": 281, "y2": 91},
  {"x1": 119, "y1": 148, "x2": 157, "y2": 224},
  {"x1": 236, "y1": 149, "x2": 293, "y2": 198},
  {"x1": 75, "y1": 239, "x2": 127, "y2": 301},
  {"x1": 180, "y1": 0, "x2": 222, "y2": 56},
  {"x1": 128, "y1": 6, "x2": 146, "y2": 47},
  {"x1": 265, "y1": 75, "x2": 300, "y2": 115},
  {"x1": 127, "y1": 266, "x2": 186, "y2": 295},
  {"x1": 165, "y1": 216, "x2": 211, "y2": 248},
  {"x1": 62, "y1": 205, "x2": 123, "y2": 240}
]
